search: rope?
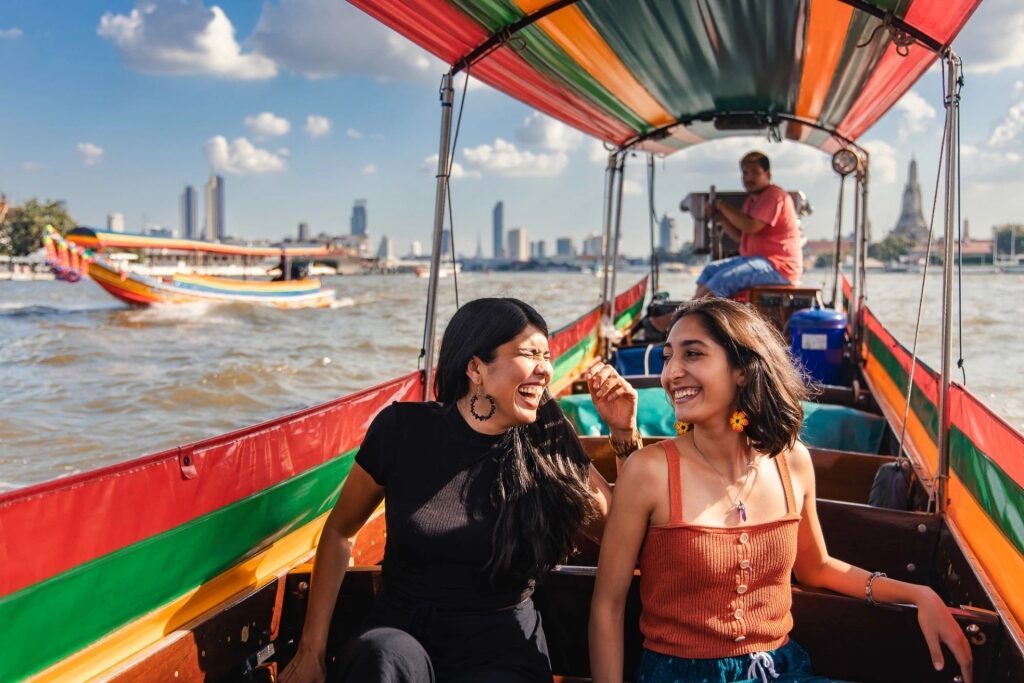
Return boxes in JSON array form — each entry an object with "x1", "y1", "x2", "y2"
[
  {"x1": 896, "y1": 60, "x2": 951, "y2": 468},
  {"x1": 856, "y1": 11, "x2": 916, "y2": 57}
]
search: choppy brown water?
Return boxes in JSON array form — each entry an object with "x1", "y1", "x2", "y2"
[{"x1": 2, "y1": 270, "x2": 1021, "y2": 491}]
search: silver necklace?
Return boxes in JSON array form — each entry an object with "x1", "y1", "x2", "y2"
[{"x1": 691, "y1": 433, "x2": 759, "y2": 522}]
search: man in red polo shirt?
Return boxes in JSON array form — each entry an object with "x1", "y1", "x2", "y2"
[{"x1": 695, "y1": 151, "x2": 803, "y2": 298}]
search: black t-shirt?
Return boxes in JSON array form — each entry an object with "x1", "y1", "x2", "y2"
[{"x1": 355, "y1": 401, "x2": 534, "y2": 610}]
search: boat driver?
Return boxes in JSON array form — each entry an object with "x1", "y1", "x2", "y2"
[{"x1": 694, "y1": 151, "x2": 803, "y2": 298}]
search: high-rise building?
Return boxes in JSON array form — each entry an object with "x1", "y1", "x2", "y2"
[
  {"x1": 440, "y1": 229, "x2": 452, "y2": 258},
  {"x1": 180, "y1": 186, "x2": 197, "y2": 240},
  {"x1": 409, "y1": 240, "x2": 422, "y2": 257},
  {"x1": 492, "y1": 201, "x2": 504, "y2": 259},
  {"x1": 535, "y1": 240, "x2": 546, "y2": 259},
  {"x1": 298, "y1": 222, "x2": 310, "y2": 242},
  {"x1": 582, "y1": 233, "x2": 604, "y2": 257},
  {"x1": 892, "y1": 158, "x2": 928, "y2": 244},
  {"x1": 556, "y1": 237, "x2": 575, "y2": 257},
  {"x1": 107, "y1": 212, "x2": 125, "y2": 233},
  {"x1": 507, "y1": 227, "x2": 528, "y2": 261},
  {"x1": 351, "y1": 199, "x2": 368, "y2": 237},
  {"x1": 377, "y1": 236, "x2": 394, "y2": 261},
  {"x1": 659, "y1": 214, "x2": 677, "y2": 253},
  {"x1": 204, "y1": 174, "x2": 225, "y2": 241}
]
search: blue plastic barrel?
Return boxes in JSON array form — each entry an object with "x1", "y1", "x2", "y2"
[{"x1": 787, "y1": 309, "x2": 847, "y2": 385}]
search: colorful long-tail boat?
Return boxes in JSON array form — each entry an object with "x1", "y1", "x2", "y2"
[
  {"x1": 43, "y1": 227, "x2": 337, "y2": 309},
  {"x1": 3, "y1": 1, "x2": 1022, "y2": 681}
]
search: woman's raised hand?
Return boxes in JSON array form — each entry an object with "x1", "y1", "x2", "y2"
[{"x1": 583, "y1": 360, "x2": 638, "y2": 436}]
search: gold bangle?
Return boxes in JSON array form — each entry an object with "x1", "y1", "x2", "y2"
[{"x1": 608, "y1": 431, "x2": 643, "y2": 459}]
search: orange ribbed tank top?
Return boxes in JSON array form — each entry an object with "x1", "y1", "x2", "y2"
[{"x1": 638, "y1": 439, "x2": 800, "y2": 659}]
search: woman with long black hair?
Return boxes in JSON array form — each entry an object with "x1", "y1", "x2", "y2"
[{"x1": 282, "y1": 298, "x2": 639, "y2": 682}]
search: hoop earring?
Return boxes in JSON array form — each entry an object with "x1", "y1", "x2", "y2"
[
  {"x1": 469, "y1": 386, "x2": 497, "y2": 421},
  {"x1": 729, "y1": 410, "x2": 749, "y2": 433},
  {"x1": 674, "y1": 421, "x2": 691, "y2": 435}
]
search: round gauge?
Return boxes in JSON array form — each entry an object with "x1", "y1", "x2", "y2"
[{"x1": 832, "y1": 148, "x2": 860, "y2": 176}]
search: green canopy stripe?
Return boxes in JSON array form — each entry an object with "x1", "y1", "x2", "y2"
[{"x1": 0, "y1": 451, "x2": 355, "y2": 680}]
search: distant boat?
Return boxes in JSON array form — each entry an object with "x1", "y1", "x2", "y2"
[{"x1": 45, "y1": 227, "x2": 336, "y2": 309}]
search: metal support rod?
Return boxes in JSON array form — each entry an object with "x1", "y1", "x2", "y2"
[
  {"x1": 421, "y1": 72, "x2": 455, "y2": 401},
  {"x1": 830, "y1": 175, "x2": 845, "y2": 309},
  {"x1": 599, "y1": 152, "x2": 618, "y2": 319},
  {"x1": 937, "y1": 50, "x2": 961, "y2": 512},
  {"x1": 646, "y1": 154, "x2": 659, "y2": 295},
  {"x1": 848, "y1": 172, "x2": 862, "y2": 355},
  {"x1": 856, "y1": 164, "x2": 870, "y2": 362},
  {"x1": 608, "y1": 152, "x2": 627, "y2": 334}
]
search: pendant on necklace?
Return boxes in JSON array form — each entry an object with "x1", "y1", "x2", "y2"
[{"x1": 736, "y1": 500, "x2": 748, "y2": 522}]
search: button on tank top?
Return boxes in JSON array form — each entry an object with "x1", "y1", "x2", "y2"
[{"x1": 638, "y1": 439, "x2": 801, "y2": 659}]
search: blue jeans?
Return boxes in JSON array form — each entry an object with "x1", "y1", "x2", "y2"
[
  {"x1": 636, "y1": 639, "x2": 834, "y2": 683},
  {"x1": 697, "y1": 256, "x2": 789, "y2": 298}
]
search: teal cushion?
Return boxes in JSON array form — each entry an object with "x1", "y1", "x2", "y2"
[{"x1": 558, "y1": 387, "x2": 886, "y2": 453}]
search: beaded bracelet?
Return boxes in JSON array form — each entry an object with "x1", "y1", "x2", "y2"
[
  {"x1": 608, "y1": 431, "x2": 643, "y2": 459},
  {"x1": 866, "y1": 571, "x2": 887, "y2": 606}
]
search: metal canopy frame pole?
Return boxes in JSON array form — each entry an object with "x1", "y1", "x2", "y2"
[
  {"x1": 421, "y1": 72, "x2": 455, "y2": 401},
  {"x1": 599, "y1": 152, "x2": 618, "y2": 321},
  {"x1": 855, "y1": 162, "x2": 870, "y2": 363},
  {"x1": 646, "y1": 154, "x2": 659, "y2": 295},
  {"x1": 608, "y1": 151, "x2": 627, "y2": 338},
  {"x1": 937, "y1": 50, "x2": 961, "y2": 512}
]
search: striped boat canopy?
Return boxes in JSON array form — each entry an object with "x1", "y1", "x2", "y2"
[
  {"x1": 66, "y1": 227, "x2": 333, "y2": 257},
  {"x1": 351, "y1": 0, "x2": 980, "y2": 154}
]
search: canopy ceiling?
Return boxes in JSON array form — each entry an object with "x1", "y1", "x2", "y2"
[{"x1": 350, "y1": 0, "x2": 981, "y2": 154}]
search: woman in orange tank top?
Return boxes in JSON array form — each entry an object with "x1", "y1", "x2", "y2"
[{"x1": 590, "y1": 298, "x2": 973, "y2": 683}]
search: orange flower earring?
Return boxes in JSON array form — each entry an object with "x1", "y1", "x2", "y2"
[
  {"x1": 674, "y1": 421, "x2": 691, "y2": 435},
  {"x1": 729, "y1": 410, "x2": 749, "y2": 432}
]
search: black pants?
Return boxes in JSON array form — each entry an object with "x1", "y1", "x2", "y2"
[{"x1": 335, "y1": 591, "x2": 551, "y2": 682}]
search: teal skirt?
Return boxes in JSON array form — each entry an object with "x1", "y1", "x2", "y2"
[{"x1": 635, "y1": 639, "x2": 834, "y2": 683}]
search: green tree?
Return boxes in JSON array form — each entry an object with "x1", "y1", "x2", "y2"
[
  {"x1": 0, "y1": 199, "x2": 76, "y2": 256},
  {"x1": 868, "y1": 232, "x2": 914, "y2": 262}
]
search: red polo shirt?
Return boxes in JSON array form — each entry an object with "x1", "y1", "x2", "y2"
[{"x1": 740, "y1": 184, "x2": 803, "y2": 284}]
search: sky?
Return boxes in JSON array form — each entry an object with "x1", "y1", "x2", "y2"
[{"x1": 2, "y1": 0, "x2": 1024, "y2": 257}]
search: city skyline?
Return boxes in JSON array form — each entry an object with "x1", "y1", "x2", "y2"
[{"x1": 2, "y1": 2, "x2": 1024, "y2": 256}]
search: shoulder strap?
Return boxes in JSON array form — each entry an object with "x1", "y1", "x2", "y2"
[
  {"x1": 774, "y1": 452, "x2": 797, "y2": 515},
  {"x1": 659, "y1": 439, "x2": 684, "y2": 523}
]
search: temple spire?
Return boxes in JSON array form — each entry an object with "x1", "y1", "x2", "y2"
[{"x1": 891, "y1": 157, "x2": 928, "y2": 244}]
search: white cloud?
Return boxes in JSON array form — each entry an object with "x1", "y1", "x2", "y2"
[
  {"x1": 989, "y1": 95, "x2": 1024, "y2": 147},
  {"x1": 894, "y1": 91, "x2": 937, "y2": 141},
  {"x1": 204, "y1": 136, "x2": 287, "y2": 174},
  {"x1": 422, "y1": 154, "x2": 478, "y2": 180},
  {"x1": 361, "y1": 164, "x2": 377, "y2": 176},
  {"x1": 860, "y1": 140, "x2": 897, "y2": 184},
  {"x1": 346, "y1": 128, "x2": 364, "y2": 140},
  {"x1": 515, "y1": 112, "x2": 584, "y2": 152},
  {"x1": 0, "y1": 27, "x2": 23, "y2": 39},
  {"x1": 622, "y1": 179, "x2": 643, "y2": 197},
  {"x1": 962, "y1": 143, "x2": 1022, "y2": 183},
  {"x1": 306, "y1": 115, "x2": 332, "y2": 138},
  {"x1": 588, "y1": 139, "x2": 613, "y2": 165},
  {"x1": 250, "y1": 0, "x2": 440, "y2": 82},
  {"x1": 98, "y1": 0, "x2": 276, "y2": 80},
  {"x1": 244, "y1": 112, "x2": 291, "y2": 137},
  {"x1": 77, "y1": 142, "x2": 104, "y2": 166},
  {"x1": 20, "y1": 161, "x2": 43, "y2": 172},
  {"x1": 462, "y1": 138, "x2": 569, "y2": 178},
  {"x1": 666, "y1": 138, "x2": 826, "y2": 180},
  {"x1": 954, "y1": 0, "x2": 1024, "y2": 74}
]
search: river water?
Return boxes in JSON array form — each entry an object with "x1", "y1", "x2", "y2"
[{"x1": 1, "y1": 270, "x2": 1021, "y2": 492}]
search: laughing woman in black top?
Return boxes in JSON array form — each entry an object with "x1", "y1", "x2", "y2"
[{"x1": 281, "y1": 298, "x2": 640, "y2": 683}]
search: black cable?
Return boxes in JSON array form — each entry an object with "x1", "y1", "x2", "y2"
[{"x1": 445, "y1": 66, "x2": 471, "y2": 310}]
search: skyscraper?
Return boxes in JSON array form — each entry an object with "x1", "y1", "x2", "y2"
[
  {"x1": 659, "y1": 214, "x2": 677, "y2": 253},
  {"x1": 507, "y1": 228, "x2": 528, "y2": 261},
  {"x1": 107, "y1": 212, "x2": 125, "y2": 233},
  {"x1": 556, "y1": 237, "x2": 575, "y2": 257},
  {"x1": 351, "y1": 200, "x2": 368, "y2": 236},
  {"x1": 298, "y1": 222, "x2": 310, "y2": 242},
  {"x1": 493, "y1": 201, "x2": 504, "y2": 259},
  {"x1": 204, "y1": 174, "x2": 225, "y2": 241},
  {"x1": 892, "y1": 158, "x2": 928, "y2": 244},
  {"x1": 180, "y1": 186, "x2": 197, "y2": 240},
  {"x1": 440, "y1": 229, "x2": 452, "y2": 258}
]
